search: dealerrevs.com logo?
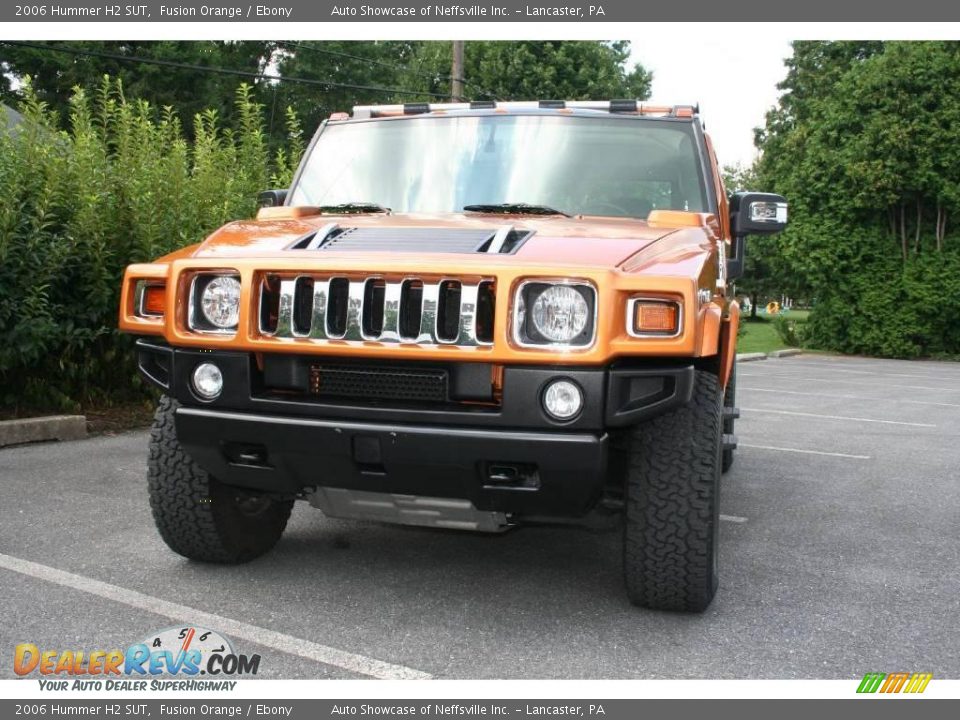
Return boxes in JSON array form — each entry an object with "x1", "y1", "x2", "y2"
[{"x1": 14, "y1": 626, "x2": 260, "y2": 691}]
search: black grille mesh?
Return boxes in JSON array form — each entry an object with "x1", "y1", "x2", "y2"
[{"x1": 309, "y1": 364, "x2": 448, "y2": 403}]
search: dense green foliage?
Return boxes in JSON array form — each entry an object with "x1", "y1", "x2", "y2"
[
  {"x1": 0, "y1": 79, "x2": 302, "y2": 411},
  {"x1": 754, "y1": 41, "x2": 960, "y2": 357},
  {"x1": 0, "y1": 42, "x2": 273, "y2": 136},
  {"x1": 3, "y1": 41, "x2": 652, "y2": 143},
  {"x1": 273, "y1": 40, "x2": 652, "y2": 137}
]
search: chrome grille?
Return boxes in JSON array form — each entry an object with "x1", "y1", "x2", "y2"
[{"x1": 260, "y1": 276, "x2": 494, "y2": 347}]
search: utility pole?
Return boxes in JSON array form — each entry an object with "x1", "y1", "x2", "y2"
[{"x1": 451, "y1": 40, "x2": 465, "y2": 102}]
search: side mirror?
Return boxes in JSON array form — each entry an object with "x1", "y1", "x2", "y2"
[
  {"x1": 727, "y1": 191, "x2": 787, "y2": 280},
  {"x1": 730, "y1": 192, "x2": 788, "y2": 235},
  {"x1": 257, "y1": 189, "x2": 288, "y2": 208}
]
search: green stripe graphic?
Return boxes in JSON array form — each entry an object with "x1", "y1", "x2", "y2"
[{"x1": 857, "y1": 673, "x2": 886, "y2": 693}]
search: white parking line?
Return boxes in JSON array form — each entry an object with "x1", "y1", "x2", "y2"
[
  {"x1": 739, "y1": 443, "x2": 870, "y2": 460},
  {"x1": 756, "y1": 359, "x2": 960, "y2": 382},
  {"x1": 739, "y1": 386, "x2": 960, "y2": 409},
  {"x1": 790, "y1": 358, "x2": 960, "y2": 376},
  {"x1": 719, "y1": 515, "x2": 748, "y2": 523},
  {"x1": 740, "y1": 407, "x2": 936, "y2": 428},
  {"x1": 738, "y1": 372, "x2": 960, "y2": 393},
  {"x1": 0, "y1": 552, "x2": 431, "y2": 680}
]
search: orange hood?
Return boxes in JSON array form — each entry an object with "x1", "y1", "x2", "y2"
[{"x1": 183, "y1": 212, "x2": 692, "y2": 270}]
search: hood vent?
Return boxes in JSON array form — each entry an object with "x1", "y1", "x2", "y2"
[{"x1": 290, "y1": 226, "x2": 532, "y2": 254}]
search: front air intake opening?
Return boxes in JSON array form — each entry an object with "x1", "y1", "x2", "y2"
[
  {"x1": 259, "y1": 274, "x2": 281, "y2": 334},
  {"x1": 476, "y1": 281, "x2": 496, "y2": 343},
  {"x1": 363, "y1": 278, "x2": 386, "y2": 338},
  {"x1": 310, "y1": 363, "x2": 449, "y2": 403},
  {"x1": 399, "y1": 279, "x2": 424, "y2": 340},
  {"x1": 293, "y1": 277, "x2": 314, "y2": 335},
  {"x1": 327, "y1": 277, "x2": 349, "y2": 337},
  {"x1": 436, "y1": 280, "x2": 462, "y2": 343}
]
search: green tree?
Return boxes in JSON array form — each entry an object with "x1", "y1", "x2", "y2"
[
  {"x1": 754, "y1": 41, "x2": 960, "y2": 357},
  {"x1": 402, "y1": 41, "x2": 652, "y2": 104},
  {"x1": 274, "y1": 41, "x2": 652, "y2": 134},
  {"x1": 1, "y1": 41, "x2": 273, "y2": 133},
  {"x1": 3, "y1": 41, "x2": 652, "y2": 141},
  {"x1": 270, "y1": 41, "x2": 429, "y2": 137}
]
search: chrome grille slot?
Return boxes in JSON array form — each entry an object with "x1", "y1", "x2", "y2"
[
  {"x1": 260, "y1": 275, "x2": 494, "y2": 347},
  {"x1": 293, "y1": 277, "x2": 314, "y2": 336},
  {"x1": 399, "y1": 280, "x2": 423, "y2": 341},
  {"x1": 259, "y1": 274, "x2": 281, "y2": 334},
  {"x1": 476, "y1": 281, "x2": 495, "y2": 344},
  {"x1": 436, "y1": 280, "x2": 462, "y2": 343},
  {"x1": 327, "y1": 277, "x2": 350, "y2": 337},
  {"x1": 362, "y1": 278, "x2": 386, "y2": 339}
]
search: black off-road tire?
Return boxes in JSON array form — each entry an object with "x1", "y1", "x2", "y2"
[
  {"x1": 622, "y1": 369, "x2": 722, "y2": 612},
  {"x1": 147, "y1": 396, "x2": 293, "y2": 563},
  {"x1": 722, "y1": 363, "x2": 737, "y2": 474}
]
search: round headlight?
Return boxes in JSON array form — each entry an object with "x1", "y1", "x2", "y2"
[
  {"x1": 200, "y1": 276, "x2": 241, "y2": 329},
  {"x1": 192, "y1": 362, "x2": 223, "y2": 400},
  {"x1": 531, "y1": 285, "x2": 590, "y2": 343},
  {"x1": 542, "y1": 379, "x2": 583, "y2": 420}
]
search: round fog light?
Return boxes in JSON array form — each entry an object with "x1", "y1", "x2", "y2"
[
  {"x1": 542, "y1": 379, "x2": 583, "y2": 421},
  {"x1": 192, "y1": 362, "x2": 223, "y2": 400}
]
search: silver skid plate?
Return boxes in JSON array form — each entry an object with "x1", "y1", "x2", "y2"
[{"x1": 307, "y1": 487, "x2": 511, "y2": 533}]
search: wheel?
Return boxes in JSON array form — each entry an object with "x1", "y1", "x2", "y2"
[
  {"x1": 621, "y1": 369, "x2": 722, "y2": 612},
  {"x1": 722, "y1": 363, "x2": 737, "y2": 474},
  {"x1": 147, "y1": 396, "x2": 293, "y2": 563}
]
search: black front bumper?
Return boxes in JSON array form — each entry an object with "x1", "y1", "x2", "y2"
[
  {"x1": 137, "y1": 339, "x2": 695, "y2": 517},
  {"x1": 176, "y1": 407, "x2": 608, "y2": 516}
]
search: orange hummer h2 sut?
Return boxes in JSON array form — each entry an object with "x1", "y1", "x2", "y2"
[{"x1": 119, "y1": 100, "x2": 787, "y2": 612}]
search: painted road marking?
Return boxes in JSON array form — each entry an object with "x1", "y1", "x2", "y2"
[
  {"x1": 739, "y1": 443, "x2": 870, "y2": 460},
  {"x1": 738, "y1": 372, "x2": 960, "y2": 393},
  {"x1": 719, "y1": 515, "x2": 748, "y2": 523},
  {"x1": 739, "y1": 386, "x2": 960, "y2": 409},
  {"x1": 0, "y1": 552, "x2": 431, "y2": 680},
  {"x1": 767, "y1": 359, "x2": 960, "y2": 382},
  {"x1": 740, "y1": 407, "x2": 936, "y2": 428}
]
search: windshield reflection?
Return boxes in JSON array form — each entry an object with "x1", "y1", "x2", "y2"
[{"x1": 291, "y1": 115, "x2": 707, "y2": 219}]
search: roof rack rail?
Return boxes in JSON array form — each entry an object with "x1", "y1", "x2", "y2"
[{"x1": 347, "y1": 100, "x2": 700, "y2": 120}]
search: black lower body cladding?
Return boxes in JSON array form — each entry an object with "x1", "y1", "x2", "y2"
[{"x1": 135, "y1": 339, "x2": 696, "y2": 518}]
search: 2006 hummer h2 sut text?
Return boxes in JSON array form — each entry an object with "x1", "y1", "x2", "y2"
[{"x1": 119, "y1": 100, "x2": 786, "y2": 612}]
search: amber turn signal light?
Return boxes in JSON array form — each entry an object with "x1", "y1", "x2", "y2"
[
  {"x1": 630, "y1": 299, "x2": 680, "y2": 336},
  {"x1": 138, "y1": 283, "x2": 166, "y2": 317}
]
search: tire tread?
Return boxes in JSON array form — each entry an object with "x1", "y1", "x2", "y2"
[
  {"x1": 622, "y1": 370, "x2": 721, "y2": 612},
  {"x1": 147, "y1": 396, "x2": 292, "y2": 564}
]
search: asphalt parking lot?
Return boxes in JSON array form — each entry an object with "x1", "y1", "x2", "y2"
[{"x1": 1, "y1": 354, "x2": 958, "y2": 680}]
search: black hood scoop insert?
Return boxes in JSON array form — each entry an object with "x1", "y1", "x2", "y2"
[{"x1": 290, "y1": 225, "x2": 532, "y2": 254}]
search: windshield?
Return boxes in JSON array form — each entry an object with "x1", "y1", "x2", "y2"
[{"x1": 290, "y1": 114, "x2": 708, "y2": 219}]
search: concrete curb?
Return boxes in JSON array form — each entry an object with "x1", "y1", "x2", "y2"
[
  {"x1": 736, "y1": 349, "x2": 803, "y2": 363},
  {"x1": 0, "y1": 415, "x2": 87, "y2": 448}
]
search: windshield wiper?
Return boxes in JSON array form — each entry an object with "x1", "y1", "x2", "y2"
[
  {"x1": 317, "y1": 202, "x2": 390, "y2": 214},
  {"x1": 463, "y1": 202, "x2": 571, "y2": 217}
]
